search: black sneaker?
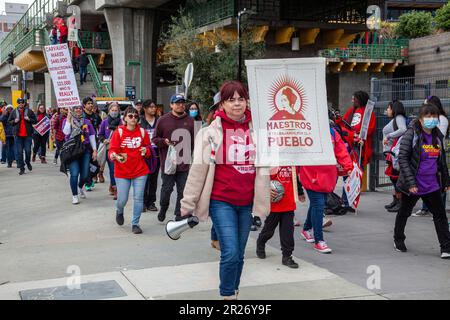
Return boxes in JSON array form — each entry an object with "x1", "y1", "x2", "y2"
[
  {"x1": 19, "y1": 168, "x2": 25, "y2": 175},
  {"x1": 132, "y1": 225, "x2": 143, "y2": 234},
  {"x1": 253, "y1": 216, "x2": 262, "y2": 227},
  {"x1": 250, "y1": 225, "x2": 258, "y2": 231},
  {"x1": 387, "y1": 201, "x2": 401, "y2": 213},
  {"x1": 26, "y1": 163, "x2": 32, "y2": 171},
  {"x1": 282, "y1": 256, "x2": 299, "y2": 269},
  {"x1": 175, "y1": 215, "x2": 187, "y2": 222},
  {"x1": 148, "y1": 203, "x2": 158, "y2": 211},
  {"x1": 7, "y1": 163, "x2": 12, "y2": 168},
  {"x1": 394, "y1": 240, "x2": 407, "y2": 252},
  {"x1": 256, "y1": 246, "x2": 266, "y2": 259},
  {"x1": 157, "y1": 208, "x2": 167, "y2": 222},
  {"x1": 116, "y1": 213, "x2": 124, "y2": 226}
]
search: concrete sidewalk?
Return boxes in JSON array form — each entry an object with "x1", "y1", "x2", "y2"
[
  {"x1": 0, "y1": 157, "x2": 385, "y2": 300},
  {"x1": 1, "y1": 156, "x2": 449, "y2": 299}
]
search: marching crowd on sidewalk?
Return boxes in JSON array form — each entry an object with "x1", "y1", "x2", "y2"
[{"x1": 1, "y1": 82, "x2": 450, "y2": 300}]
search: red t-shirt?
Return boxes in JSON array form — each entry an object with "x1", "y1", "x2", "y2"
[
  {"x1": 108, "y1": 125, "x2": 151, "y2": 179},
  {"x1": 270, "y1": 166, "x2": 298, "y2": 213},
  {"x1": 210, "y1": 110, "x2": 256, "y2": 206},
  {"x1": 18, "y1": 109, "x2": 27, "y2": 137}
]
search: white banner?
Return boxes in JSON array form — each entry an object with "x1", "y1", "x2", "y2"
[
  {"x1": 44, "y1": 44, "x2": 80, "y2": 108},
  {"x1": 359, "y1": 99, "x2": 375, "y2": 141},
  {"x1": 246, "y1": 57, "x2": 336, "y2": 166}
]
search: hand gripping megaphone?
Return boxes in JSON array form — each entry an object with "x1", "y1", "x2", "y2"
[{"x1": 165, "y1": 216, "x2": 199, "y2": 240}]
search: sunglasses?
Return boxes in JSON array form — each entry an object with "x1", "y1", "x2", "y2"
[{"x1": 126, "y1": 114, "x2": 139, "y2": 119}]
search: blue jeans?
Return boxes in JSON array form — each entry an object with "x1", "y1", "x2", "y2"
[
  {"x1": 209, "y1": 199, "x2": 253, "y2": 297},
  {"x1": 68, "y1": 152, "x2": 91, "y2": 196},
  {"x1": 2, "y1": 137, "x2": 15, "y2": 164},
  {"x1": 116, "y1": 175, "x2": 147, "y2": 226},
  {"x1": 14, "y1": 136, "x2": 32, "y2": 169},
  {"x1": 303, "y1": 189, "x2": 327, "y2": 243},
  {"x1": 107, "y1": 159, "x2": 116, "y2": 186},
  {"x1": 80, "y1": 66, "x2": 87, "y2": 84}
]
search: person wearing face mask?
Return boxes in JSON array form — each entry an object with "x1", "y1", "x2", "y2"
[
  {"x1": 413, "y1": 95, "x2": 449, "y2": 217},
  {"x1": 62, "y1": 105, "x2": 98, "y2": 204},
  {"x1": 98, "y1": 102, "x2": 122, "y2": 200},
  {"x1": 186, "y1": 102, "x2": 203, "y2": 123},
  {"x1": 394, "y1": 103, "x2": 450, "y2": 259}
]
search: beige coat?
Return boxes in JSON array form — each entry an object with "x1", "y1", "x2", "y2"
[{"x1": 180, "y1": 116, "x2": 271, "y2": 222}]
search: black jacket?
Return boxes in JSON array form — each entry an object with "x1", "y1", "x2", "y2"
[
  {"x1": 397, "y1": 120, "x2": 450, "y2": 195},
  {"x1": 0, "y1": 111, "x2": 14, "y2": 137},
  {"x1": 77, "y1": 54, "x2": 90, "y2": 68},
  {"x1": 7, "y1": 107, "x2": 37, "y2": 137}
]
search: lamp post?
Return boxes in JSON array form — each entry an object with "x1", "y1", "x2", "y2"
[
  {"x1": 237, "y1": 8, "x2": 255, "y2": 81},
  {"x1": 127, "y1": 60, "x2": 143, "y2": 99}
]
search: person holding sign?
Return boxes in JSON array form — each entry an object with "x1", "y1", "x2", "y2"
[
  {"x1": 394, "y1": 103, "x2": 450, "y2": 259},
  {"x1": 180, "y1": 81, "x2": 270, "y2": 300},
  {"x1": 62, "y1": 106, "x2": 98, "y2": 204},
  {"x1": 299, "y1": 128, "x2": 353, "y2": 254},
  {"x1": 32, "y1": 104, "x2": 50, "y2": 164},
  {"x1": 336, "y1": 91, "x2": 375, "y2": 213}
]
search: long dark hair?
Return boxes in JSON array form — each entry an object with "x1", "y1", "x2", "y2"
[
  {"x1": 123, "y1": 106, "x2": 139, "y2": 126},
  {"x1": 418, "y1": 103, "x2": 440, "y2": 148},
  {"x1": 353, "y1": 91, "x2": 369, "y2": 108},
  {"x1": 388, "y1": 100, "x2": 406, "y2": 118},
  {"x1": 36, "y1": 104, "x2": 46, "y2": 115},
  {"x1": 426, "y1": 95, "x2": 447, "y2": 117}
]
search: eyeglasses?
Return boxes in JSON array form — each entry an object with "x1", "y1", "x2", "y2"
[{"x1": 127, "y1": 114, "x2": 139, "y2": 119}]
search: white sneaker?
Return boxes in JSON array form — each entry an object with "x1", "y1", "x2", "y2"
[
  {"x1": 412, "y1": 209, "x2": 431, "y2": 217},
  {"x1": 72, "y1": 195, "x2": 80, "y2": 205},
  {"x1": 78, "y1": 188, "x2": 86, "y2": 199},
  {"x1": 441, "y1": 252, "x2": 450, "y2": 259}
]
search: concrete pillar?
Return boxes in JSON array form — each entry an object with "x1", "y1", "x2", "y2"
[
  {"x1": 44, "y1": 73, "x2": 56, "y2": 108},
  {"x1": 104, "y1": 8, "x2": 159, "y2": 100}
]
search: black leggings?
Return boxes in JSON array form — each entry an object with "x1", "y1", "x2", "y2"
[
  {"x1": 394, "y1": 190, "x2": 450, "y2": 252},
  {"x1": 257, "y1": 211, "x2": 295, "y2": 258},
  {"x1": 33, "y1": 133, "x2": 49, "y2": 158}
]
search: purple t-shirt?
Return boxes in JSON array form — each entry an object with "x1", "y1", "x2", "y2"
[
  {"x1": 416, "y1": 132, "x2": 440, "y2": 195},
  {"x1": 62, "y1": 118, "x2": 96, "y2": 146}
]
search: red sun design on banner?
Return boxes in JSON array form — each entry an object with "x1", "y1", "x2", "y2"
[{"x1": 268, "y1": 75, "x2": 307, "y2": 121}]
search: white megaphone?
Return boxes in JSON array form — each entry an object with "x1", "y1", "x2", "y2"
[{"x1": 165, "y1": 216, "x2": 199, "y2": 240}]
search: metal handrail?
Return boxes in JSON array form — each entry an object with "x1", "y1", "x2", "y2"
[
  {"x1": 0, "y1": 0, "x2": 70, "y2": 63},
  {"x1": 319, "y1": 44, "x2": 408, "y2": 61},
  {"x1": 77, "y1": 35, "x2": 113, "y2": 97}
]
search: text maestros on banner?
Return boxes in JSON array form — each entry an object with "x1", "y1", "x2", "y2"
[
  {"x1": 44, "y1": 44, "x2": 81, "y2": 108},
  {"x1": 246, "y1": 58, "x2": 336, "y2": 167}
]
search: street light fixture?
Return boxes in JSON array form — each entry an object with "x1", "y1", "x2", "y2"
[{"x1": 237, "y1": 8, "x2": 256, "y2": 81}]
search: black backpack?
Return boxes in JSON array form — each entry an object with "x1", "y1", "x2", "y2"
[
  {"x1": 325, "y1": 192, "x2": 347, "y2": 215},
  {"x1": 59, "y1": 133, "x2": 85, "y2": 165}
]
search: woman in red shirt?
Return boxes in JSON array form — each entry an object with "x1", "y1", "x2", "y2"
[{"x1": 109, "y1": 107, "x2": 152, "y2": 234}]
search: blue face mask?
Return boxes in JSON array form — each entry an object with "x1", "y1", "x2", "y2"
[
  {"x1": 189, "y1": 110, "x2": 198, "y2": 118},
  {"x1": 423, "y1": 117, "x2": 439, "y2": 129}
]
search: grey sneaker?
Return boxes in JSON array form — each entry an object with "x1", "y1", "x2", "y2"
[
  {"x1": 441, "y1": 252, "x2": 450, "y2": 259},
  {"x1": 412, "y1": 209, "x2": 431, "y2": 217}
]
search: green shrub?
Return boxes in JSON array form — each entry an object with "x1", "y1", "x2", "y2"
[
  {"x1": 395, "y1": 11, "x2": 433, "y2": 39},
  {"x1": 435, "y1": 2, "x2": 450, "y2": 31}
]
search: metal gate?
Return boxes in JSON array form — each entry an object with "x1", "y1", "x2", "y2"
[{"x1": 369, "y1": 75, "x2": 450, "y2": 191}]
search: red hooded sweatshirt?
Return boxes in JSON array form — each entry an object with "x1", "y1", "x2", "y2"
[
  {"x1": 300, "y1": 128, "x2": 353, "y2": 193},
  {"x1": 108, "y1": 124, "x2": 151, "y2": 179},
  {"x1": 210, "y1": 109, "x2": 256, "y2": 206},
  {"x1": 338, "y1": 106, "x2": 375, "y2": 166}
]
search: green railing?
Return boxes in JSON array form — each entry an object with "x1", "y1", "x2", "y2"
[
  {"x1": 77, "y1": 34, "x2": 113, "y2": 97},
  {"x1": 186, "y1": 0, "x2": 235, "y2": 28},
  {"x1": 319, "y1": 44, "x2": 409, "y2": 61},
  {"x1": 79, "y1": 31, "x2": 111, "y2": 50},
  {"x1": 14, "y1": 28, "x2": 49, "y2": 55},
  {"x1": 0, "y1": 0, "x2": 70, "y2": 63}
]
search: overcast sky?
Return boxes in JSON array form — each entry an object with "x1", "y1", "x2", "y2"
[{"x1": 0, "y1": 0, "x2": 34, "y2": 14}]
